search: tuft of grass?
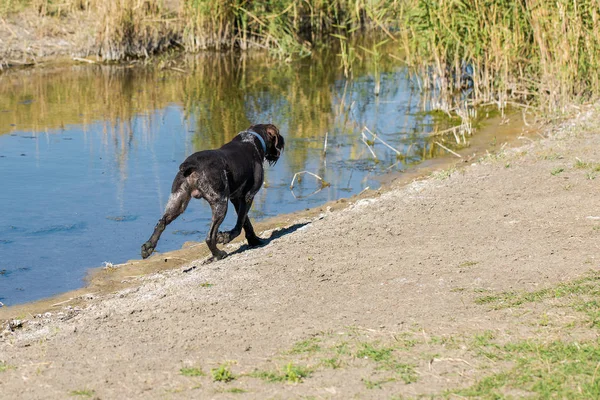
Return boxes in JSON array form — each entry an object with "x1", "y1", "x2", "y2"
[
  {"x1": 289, "y1": 337, "x2": 321, "y2": 354},
  {"x1": 199, "y1": 282, "x2": 213, "y2": 288},
  {"x1": 362, "y1": 377, "x2": 396, "y2": 389},
  {"x1": 211, "y1": 364, "x2": 235, "y2": 383},
  {"x1": 356, "y1": 342, "x2": 394, "y2": 362},
  {"x1": 0, "y1": 362, "x2": 14, "y2": 373},
  {"x1": 458, "y1": 261, "x2": 479, "y2": 268},
  {"x1": 69, "y1": 389, "x2": 95, "y2": 397},
  {"x1": 180, "y1": 367, "x2": 205, "y2": 377},
  {"x1": 223, "y1": 387, "x2": 246, "y2": 393},
  {"x1": 575, "y1": 159, "x2": 592, "y2": 169},
  {"x1": 321, "y1": 357, "x2": 342, "y2": 369},
  {"x1": 551, "y1": 167, "x2": 565, "y2": 176},
  {"x1": 250, "y1": 363, "x2": 312, "y2": 383}
]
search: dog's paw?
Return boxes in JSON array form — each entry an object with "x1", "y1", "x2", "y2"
[
  {"x1": 205, "y1": 250, "x2": 227, "y2": 264},
  {"x1": 216, "y1": 231, "x2": 231, "y2": 244},
  {"x1": 247, "y1": 236, "x2": 267, "y2": 247},
  {"x1": 141, "y1": 241, "x2": 155, "y2": 259}
]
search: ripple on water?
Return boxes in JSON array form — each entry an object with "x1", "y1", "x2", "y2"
[
  {"x1": 172, "y1": 230, "x2": 202, "y2": 236},
  {"x1": 106, "y1": 215, "x2": 138, "y2": 222},
  {"x1": 31, "y1": 222, "x2": 87, "y2": 236}
]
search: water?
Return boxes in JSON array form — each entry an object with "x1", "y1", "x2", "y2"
[{"x1": 0, "y1": 51, "x2": 468, "y2": 305}]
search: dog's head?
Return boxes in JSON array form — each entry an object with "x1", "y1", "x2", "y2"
[{"x1": 249, "y1": 124, "x2": 284, "y2": 166}]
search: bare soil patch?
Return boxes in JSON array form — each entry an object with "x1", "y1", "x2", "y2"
[{"x1": 1, "y1": 107, "x2": 599, "y2": 398}]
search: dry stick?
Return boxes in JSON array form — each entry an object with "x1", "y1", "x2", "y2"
[
  {"x1": 434, "y1": 141, "x2": 462, "y2": 158},
  {"x1": 361, "y1": 132, "x2": 378, "y2": 160},
  {"x1": 290, "y1": 171, "x2": 326, "y2": 190},
  {"x1": 323, "y1": 131, "x2": 328, "y2": 156},
  {"x1": 363, "y1": 126, "x2": 401, "y2": 155},
  {"x1": 72, "y1": 57, "x2": 95, "y2": 64}
]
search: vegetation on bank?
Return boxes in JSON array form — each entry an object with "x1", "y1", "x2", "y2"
[{"x1": 2, "y1": 1, "x2": 600, "y2": 113}]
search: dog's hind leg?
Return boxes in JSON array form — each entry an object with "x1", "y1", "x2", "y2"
[
  {"x1": 206, "y1": 198, "x2": 228, "y2": 261},
  {"x1": 141, "y1": 181, "x2": 191, "y2": 259}
]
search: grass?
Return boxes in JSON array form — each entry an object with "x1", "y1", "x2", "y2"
[
  {"x1": 0, "y1": 362, "x2": 14, "y2": 372},
  {"x1": 180, "y1": 367, "x2": 205, "y2": 377},
  {"x1": 401, "y1": 0, "x2": 600, "y2": 114},
  {"x1": 68, "y1": 389, "x2": 95, "y2": 397},
  {"x1": 551, "y1": 167, "x2": 565, "y2": 176},
  {"x1": 1, "y1": 0, "x2": 401, "y2": 59},
  {"x1": 356, "y1": 342, "x2": 394, "y2": 362},
  {"x1": 475, "y1": 271, "x2": 600, "y2": 327},
  {"x1": 250, "y1": 362, "x2": 313, "y2": 383},
  {"x1": 450, "y1": 338, "x2": 600, "y2": 399},
  {"x1": 211, "y1": 364, "x2": 235, "y2": 383},
  {"x1": 288, "y1": 337, "x2": 321, "y2": 354}
]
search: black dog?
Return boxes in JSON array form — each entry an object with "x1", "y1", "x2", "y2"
[{"x1": 141, "y1": 124, "x2": 284, "y2": 261}]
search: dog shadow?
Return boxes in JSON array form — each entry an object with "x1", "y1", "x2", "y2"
[
  {"x1": 226, "y1": 222, "x2": 310, "y2": 258},
  {"x1": 187, "y1": 222, "x2": 310, "y2": 270}
]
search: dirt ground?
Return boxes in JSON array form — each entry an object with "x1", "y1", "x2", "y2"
[{"x1": 1, "y1": 106, "x2": 599, "y2": 399}]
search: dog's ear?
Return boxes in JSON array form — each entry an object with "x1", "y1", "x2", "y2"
[{"x1": 266, "y1": 124, "x2": 283, "y2": 152}]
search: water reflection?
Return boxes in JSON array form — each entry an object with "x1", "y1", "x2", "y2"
[{"x1": 0, "y1": 48, "x2": 464, "y2": 305}]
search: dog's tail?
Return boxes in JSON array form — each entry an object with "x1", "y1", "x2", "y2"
[{"x1": 179, "y1": 161, "x2": 196, "y2": 178}]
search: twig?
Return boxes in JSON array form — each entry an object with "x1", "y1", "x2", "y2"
[
  {"x1": 290, "y1": 171, "x2": 327, "y2": 190},
  {"x1": 169, "y1": 67, "x2": 187, "y2": 73},
  {"x1": 323, "y1": 131, "x2": 328, "y2": 156},
  {"x1": 72, "y1": 57, "x2": 95, "y2": 64},
  {"x1": 361, "y1": 131, "x2": 378, "y2": 159},
  {"x1": 434, "y1": 141, "x2": 462, "y2": 158},
  {"x1": 51, "y1": 298, "x2": 74, "y2": 307},
  {"x1": 363, "y1": 126, "x2": 401, "y2": 155}
]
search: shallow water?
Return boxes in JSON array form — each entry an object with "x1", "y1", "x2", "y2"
[{"x1": 0, "y1": 51, "x2": 470, "y2": 305}]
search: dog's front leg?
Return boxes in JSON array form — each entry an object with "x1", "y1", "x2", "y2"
[
  {"x1": 235, "y1": 196, "x2": 266, "y2": 247},
  {"x1": 206, "y1": 198, "x2": 228, "y2": 261},
  {"x1": 217, "y1": 197, "x2": 249, "y2": 245}
]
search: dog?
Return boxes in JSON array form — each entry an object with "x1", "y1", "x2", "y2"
[{"x1": 141, "y1": 124, "x2": 284, "y2": 261}]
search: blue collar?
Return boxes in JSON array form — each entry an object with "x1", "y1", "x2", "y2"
[{"x1": 245, "y1": 130, "x2": 266, "y2": 153}]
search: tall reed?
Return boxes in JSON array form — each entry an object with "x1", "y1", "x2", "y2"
[{"x1": 400, "y1": 0, "x2": 600, "y2": 114}]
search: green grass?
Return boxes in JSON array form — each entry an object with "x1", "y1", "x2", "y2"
[
  {"x1": 288, "y1": 337, "x2": 321, "y2": 354},
  {"x1": 199, "y1": 282, "x2": 213, "y2": 288},
  {"x1": 180, "y1": 367, "x2": 205, "y2": 377},
  {"x1": 222, "y1": 387, "x2": 246, "y2": 393},
  {"x1": 0, "y1": 362, "x2": 14, "y2": 373},
  {"x1": 321, "y1": 357, "x2": 342, "y2": 369},
  {"x1": 402, "y1": 0, "x2": 600, "y2": 114},
  {"x1": 449, "y1": 338, "x2": 600, "y2": 399},
  {"x1": 250, "y1": 363, "x2": 313, "y2": 383},
  {"x1": 363, "y1": 377, "x2": 396, "y2": 389},
  {"x1": 211, "y1": 364, "x2": 235, "y2": 382},
  {"x1": 475, "y1": 271, "x2": 600, "y2": 327},
  {"x1": 356, "y1": 342, "x2": 394, "y2": 362},
  {"x1": 458, "y1": 261, "x2": 479, "y2": 268},
  {"x1": 551, "y1": 167, "x2": 565, "y2": 176},
  {"x1": 69, "y1": 389, "x2": 95, "y2": 397}
]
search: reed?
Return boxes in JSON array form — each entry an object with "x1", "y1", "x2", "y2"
[
  {"x1": 400, "y1": 0, "x2": 600, "y2": 114},
  {"x1": 1, "y1": 0, "x2": 401, "y2": 59}
]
